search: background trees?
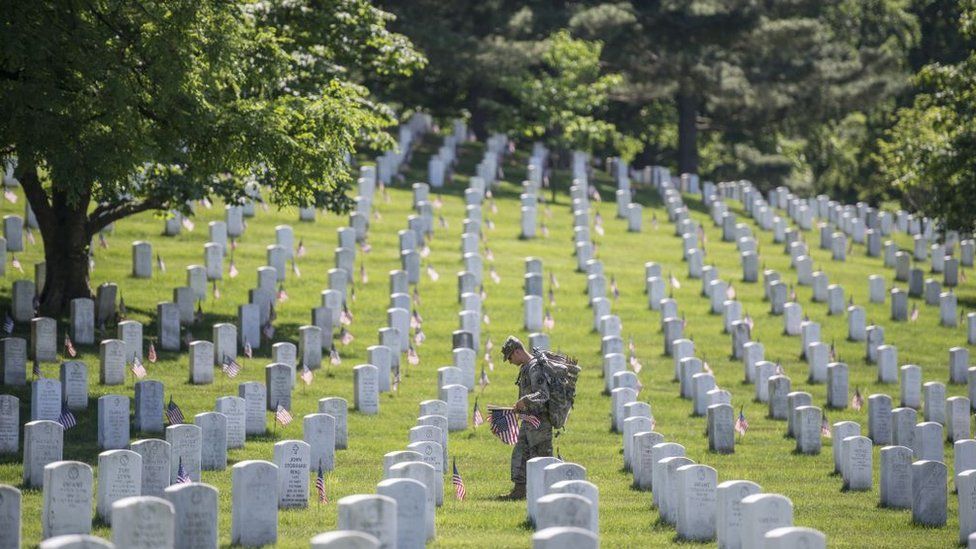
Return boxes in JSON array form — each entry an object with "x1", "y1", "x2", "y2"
[{"x1": 0, "y1": 0, "x2": 422, "y2": 314}]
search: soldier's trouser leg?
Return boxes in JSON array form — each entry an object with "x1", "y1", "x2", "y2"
[{"x1": 510, "y1": 422, "x2": 553, "y2": 484}]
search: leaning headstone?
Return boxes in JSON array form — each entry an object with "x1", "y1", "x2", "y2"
[
  {"x1": 42, "y1": 461, "x2": 93, "y2": 538},
  {"x1": 96, "y1": 450, "x2": 142, "y2": 524},
  {"x1": 130, "y1": 439, "x2": 170, "y2": 498},
  {"x1": 337, "y1": 494, "x2": 398, "y2": 549},
  {"x1": 231, "y1": 460, "x2": 279, "y2": 546},
  {"x1": 273, "y1": 440, "x2": 310, "y2": 509},
  {"x1": 164, "y1": 482, "x2": 218, "y2": 549},
  {"x1": 912, "y1": 460, "x2": 947, "y2": 526}
]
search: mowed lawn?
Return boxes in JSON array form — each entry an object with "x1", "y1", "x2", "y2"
[{"x1": 0, "y1": 131, "x2": 972, "y2": 548}]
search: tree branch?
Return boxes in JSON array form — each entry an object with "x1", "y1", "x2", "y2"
[{"x1": 88, "y1": 197, "x2": 164, "y2": 234}]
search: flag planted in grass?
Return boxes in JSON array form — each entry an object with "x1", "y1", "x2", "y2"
[
  {"x1": 851, "y1": 388, "x2": 864, "y2": 411},
  {"x1": 734, "y1": 407, "x2": 749, "y2": 436},
  {"x1": 300, "y1": 365, "x2": 314, "y2": 386},
  {"x1": 473, "y1": 399, "x2": 485, "y2": 427},
  {"x1": 131, "y1": 357, "x2": 147, "y2": 379},
  {"x1": 316, "y1": 463, "x2": 327, "y2": 503},
  {"x1": 58, "y1": 400, "x2": 77, "y2": 430},
  {"x1": 453, "y1": 459, "x2": 466, "y2": 501},
  {"x1": 222, "y1": 356, "x2": 240, "y2": 378},
  {"x1": 175, "y1": 457, "x2": 192, "y2": 484},
  {"x1": 166, "y1": 397, "x2": 185, "y2": 425},
  {"x1": 64, "y1": 335, "x2": 76, "y2": 358},
  {"x1": 275, "y1": 403, "x2": 293, "y2": 426}
]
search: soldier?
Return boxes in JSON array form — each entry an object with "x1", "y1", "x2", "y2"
[{"x1": 501, "y1": 335, "x2": 553, "y2": 499}]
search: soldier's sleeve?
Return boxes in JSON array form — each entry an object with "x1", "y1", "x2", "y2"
[{"x1": 516, "y1": 362, "x2": 550, "y2": 415}]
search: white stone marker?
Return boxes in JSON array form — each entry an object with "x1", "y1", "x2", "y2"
[
  {"x1": 273, "y1": 440, "x2": 310, "y2": 509},
  {"x1": 130, "y1": 439, "x2": 170, "y2": 498},
  {"x1": 912, "y1": 460, "x2": 947, "y2": 526},
  {"x1": 740, "y1": 493, "x2": 793, "y2": 549},
  {"x1": 231, "y1": 460, "x2": 279, "y2": 546},
  {"x1": 42, "y1": 461, "x2": 93, "y2": 538},
  {"x1": 166, "y1": 424, "x2": 201, "y2": 483},
  {"x1": 0, "y1": 484, "x2": 21, "y2": 549},
  {"x1": 337, "y1": 494, "x2": 398, "y2": 549},
  {"x1": 535, "y1": 493, "x2": 594, "y2": 532},
  {"x1": 164, "y1": 482, "x2": 219, "y2": 549},
  {"x1": 195, "y1": 412, "x2": 227, "y2": 471},
  {"x1": 880, "y1": 445, "x2": 912, "y2": 509},
  {"x1": 376, "y1": 478, "x2": 427, "y2": 549},
  {"x1": 763, "y1": 527, "x2": 826, "y2": 549},
  {"x1": 110, "y1": 496, "x2": 175, "y2": 548},
  {"x1": 716, "y1": 480, "x2": 761, "y2": 549},
  {"x1": 676, "y1": 464, "x2": 717, "y2": 541},
  {"x1": 96, "y1": 449, "x2": 142, "y2": 524}
]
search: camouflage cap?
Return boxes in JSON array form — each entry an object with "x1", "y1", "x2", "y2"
[{"x1": 501, "y1": 336, "x2": 524, "y2": 360}]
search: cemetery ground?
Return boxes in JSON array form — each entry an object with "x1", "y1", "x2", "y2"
[{"x1": 0, "y1": 132, "x2": 972, "y2": 547}]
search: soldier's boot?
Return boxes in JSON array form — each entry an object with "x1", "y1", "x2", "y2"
[{"x1": 502, "y1": 483, "x2": 526, "y2": 500}]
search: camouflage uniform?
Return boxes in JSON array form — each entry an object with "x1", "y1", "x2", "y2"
[{"x1": 511, "y1": 349, "x2": 554, "y2": 484}]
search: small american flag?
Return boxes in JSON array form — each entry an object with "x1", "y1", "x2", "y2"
[
  {"x1": 726, "y1": 284, "x2": 736, "y2": 300},
  {"x1": 340, "y1": 304, "x2": 353, "y2": 326},
  {"x1": 411, "y1": 310, "x2": 423, "y2": 329},
  {"x1": 315, "y1": 463, "x2": 327, "y2": 503},
  {"x1": 829, "y1": 341, "x2": 837, "y2": 362},
  {"x1": 181, "y1": 216, "x2": 195, "y2": 231},
  {"x1": 541, "y1": 223, "x2": 549, "y2": 237},
  {"x1": 175, "y1": 457, "x2": 192, "y2": 484},
  {"x1": 292, "y1": 259, "x2": 301, "y2": 277},
  {"x1": 262, "y1": 321, "x2": 275, "y2": 340},
  {"x1": 360, "y1": 240, "x2": 372, "y2": 253},
  {"x1": 64, "y1": 335, "x2": 76, "y2": 358},
  {"x1": 277, "y1": 284, "x2": 288, "y2": 302},
  {"x1": 296, "y1": 239, "x2": 306, "y2": 258},
  {"x1": 910, "y1": 303, "x2": 919, "y2": 322},
  {"x1": 275, "y1": 403, "x2": 293, "y2": 426},
  {"x1": 330, "y1": 345, "x2": 341, "y2": 365},
  {"x1": 32, "y1": 356, "x2": 40, "y2": 378},
  {"x1": 548, "y1": 287, "x2": 555, "y2": 305},
  {"x1": 485, "y1": 337, "x2": 493, "y2": 354},
  {"x1": 486, "y1": 218, "x2": 495, "y2": 230},
  {"x1": 243, "y1": 341, "x2": 253, "y2": 359},
  {"x1": 487, "y1": 407, "x2": 520, "y2": 445},
  {"x1": 229, "y1": 260, "x2": 239, "y2": 278},
  {"x1": 99, "y1": 232, "x2": 109, "y2": 249},
  {"x1": 821, "y1": 415, "x2": 832, "y2": 438},
  {"x1": 734, "y1": 408, "x2": 749, "y2": 436},
  {"x1": 11, "y1": 254, "x2": 22, "y2": 273},
  {"x1": 479, "y1": 366, "x2": 490, "y2": 389},
  {"x1": 393, "y1": 368, "x2": 401, "y2": 392},
  {"x1": 131, "y1": 356, "x2": 147, "y2": 379},
  {"x1": 549, "y1": 271, "x2": 559, "y2": 289},
  {"x1": 148, "y1": 342, "x2": 157, "y2": 363},
  {"x1": 58, "y1": 400, "x2": 77, "y2": 430},
  {"x1": 439, "y1": 215, "x2": 448, "y2": 229},
  {"x1": 25, "y1": 228, "x2": 34, "y2": 246},
  {"x1": 3, "y1": 312, "x2": 13, "y2": 335},
  {"x1": 300, "y1": 365, "x2": 314, "y2": 385},
  {"x1": 426, "y1": 264, "x2": 439, "y2": 281},
  {"x1": 473, "y1": 399, "x2": 485, "y2": 427},
  {"x1": 483, "y1": 312, "x2": 490, "y2": 325},
  {"x1": 452, "y1": 459, "x2": 466, "y2": 501},
  {"x1": 119, "y1": 295, "x2": 127, "y2": 319},
  {"x1": 611, "y1": 276, "x2": 619, "y2": 300},
  {"x1": 222, "y1": 356, "x2": 240, "y2": 378},
  {"x1": 166, "y1": 397, "x2": 185, "y2": 424},
  {"x1": 486, "y1": 247, "x2": 494, "y2": 262},
  {"x1": 201, "y1": 196, "x2": 212, "y2": 209},
  {"x1": 851, "y1": 387, "x2": 864, "y2": 411},
  {"x1": 521, "y1": 414, "x2": 541, "y2": 429},
  {"x1": 339, "y1": 328, "x2": 354, "y2": 345},
  {"x1": 414, "y1": 328, "x2": 425, "y2": 345},
  {"x1": 420, "y1": 244, "x2": 431, "y2": 258},
  {"x1": 669, "y1": 272, "x2": 681, "y2": 290},
  {"x1": 490, "y1": 266, "x2": 501, "y2": 284},
  {"x1": 479, "y1": 284, "x2": 486, "y2": 300},
  {"x1": 407, "y1": 344, "x2": 420, "y2": 365},
  {"x1": 212, "y1": 281, "x2": 220, "y2": 300},
  {"x1": 195, "y1": 302, "x2": 204, "y2": 324},
  {"x1": 543, "y1": 310, "x2": 554, "y2": 330},
  {"x1": 360, "y1": 263, "x2": 368, "y2": 284},
  {"x1": 156, "y1": 253, "x2": 166, "y2": 273}
]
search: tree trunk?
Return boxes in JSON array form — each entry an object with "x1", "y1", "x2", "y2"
[
  {"x1": 677, "y1": 91, "x2": 699, "y2": 175},
  {"x1": 38, "y1": 206, "x2": 93, "y2": 317}
]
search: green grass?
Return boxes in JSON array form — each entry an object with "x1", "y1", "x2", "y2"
[{"x1": 0, "y1": 133, "x2": 971, "y2": 548}]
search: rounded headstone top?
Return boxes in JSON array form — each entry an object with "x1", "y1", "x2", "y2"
[
  {"x1": 38, "y1": 534, "x2": 116, "y2": 549},
  {"x1": 310, "y1": 530, "x2": 380, "y2": 549}
]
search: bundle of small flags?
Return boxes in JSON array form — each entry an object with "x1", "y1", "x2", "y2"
[
  {"x1": 131, "y1": 356, "x2": 147, "y2": 379},
  {"x1": 166, "y1": 397, "x2": 185, "y2": 425},
  {"x1": 275, "y1": 403, "x2": 293, "y2": 426},
  {"x1": 487, "y1": 407, "x2": 521, "y2": 445},
  {"x1": 734, "y1": 407, "x2": 749, "y2": 436},
  {"x1": 452, "y1": 459, "x2": 466, "y2": 501}
]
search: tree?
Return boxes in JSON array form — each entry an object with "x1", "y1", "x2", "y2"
[
  {"x1": 879, "y1": 1, "x2": 976, "y2": 232},
  {"x1": 492, "y1": 30, "x2": 634, "y2": 160},
  {"x1": 0, "y1": 0, "x2": 422, "y2": 315}
]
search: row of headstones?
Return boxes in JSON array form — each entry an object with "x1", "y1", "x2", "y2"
[{"x1": 2, "y1": 391, "x2": 350, "y2": 543}]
